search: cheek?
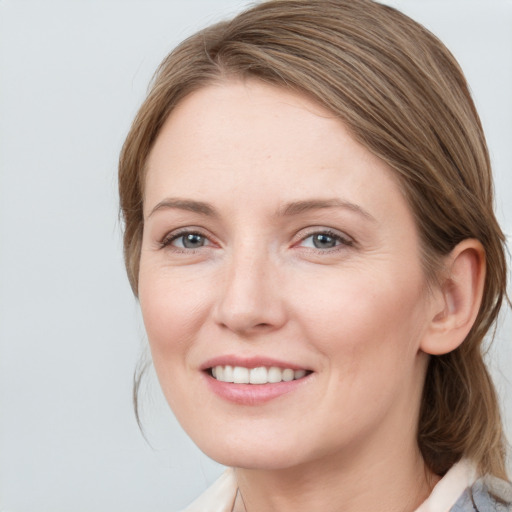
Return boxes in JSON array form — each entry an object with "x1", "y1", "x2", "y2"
[
  {"x1": 290, "y1": 271, "x2": 429, "y2": 435},
  {"x1": 138, "y1": 271, "x2": 206, "y2": 414},
  {"x1": 291, "y1": 265, "x2": 428, "y2": 367},
  {"x1": 138, "y1": 268, "x2": 209, "y2": 362}
]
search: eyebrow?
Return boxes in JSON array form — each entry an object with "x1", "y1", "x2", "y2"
[
  {"x1": 148, "y1": 198, "x2": 218, "y2": 218},
  {"x1": 147, "y1": 197, "x2": 375, "y2": 222},
  {"x1": 279, "y1": 198, "x2": 376, "y2": 222}
]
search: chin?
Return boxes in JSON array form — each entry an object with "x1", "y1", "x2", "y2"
[
  {"x1": 206, "y1": 447, "x2": 306, "y2": 471},
  {"x1": 190, "y1": 429, "x2": 311, "y2": 470}
]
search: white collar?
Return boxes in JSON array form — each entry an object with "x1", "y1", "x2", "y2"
[
  {"x1": 182, "y1": 460, "x2": 478, "y2": 512},
  {"x1": 414, "y1": 459, "x2": 477, "y2": 512}
]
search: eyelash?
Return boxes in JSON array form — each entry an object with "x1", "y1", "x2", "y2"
[
  {"x1": 159, "y1": 228, "x2": 354, "y2": 253},
  {"x1": 296, "y1": 229, "x2": 354, "y2": 252},
  {"x1": 160, "y1": 229, "x2": 213, "y2": 252}
]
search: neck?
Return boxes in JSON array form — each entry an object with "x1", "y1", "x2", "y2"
[{"x1": 233, "y1": 437, "x2": 439, "y2": 512}]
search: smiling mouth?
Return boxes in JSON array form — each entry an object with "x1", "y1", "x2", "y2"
[{"x1": 209, "y1": 365, "x2": 312, "y2": 384}]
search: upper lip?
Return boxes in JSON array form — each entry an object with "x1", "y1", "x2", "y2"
[{"x1": 200, "y1": 355, "x2": 310, "y2": 372}]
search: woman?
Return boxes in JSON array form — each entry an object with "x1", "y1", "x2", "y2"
[{"x1": 119, "y1": 0, "x2": 511, "y2": 510}]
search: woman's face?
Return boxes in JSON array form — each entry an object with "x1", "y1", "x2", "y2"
[{"x1": 139, "y1": 80, "x2": 436, "y2": 470}]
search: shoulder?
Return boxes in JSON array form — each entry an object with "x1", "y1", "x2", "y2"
[
  {"x1": 451, "y1": 475, "x2": 512, "y2": 512},
  {"x1": 178, "y1": 468, "x2": 237, "y2": 512}
]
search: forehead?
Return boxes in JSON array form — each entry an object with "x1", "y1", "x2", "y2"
[
  {"x1": 144, "y1": 79, "x2": 409, "y2": 226},
  {"x1": 147, "y1": 79, "x2": 345, "y2": 167}
]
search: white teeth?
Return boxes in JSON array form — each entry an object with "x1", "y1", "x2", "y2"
[
  {"x1": 294, "y1": 369, "x2": 306, "y2": 379},
  {"x1": 282, "y1": 369, "x2": 294, "y2": 382},
  {"x1": 211, "y1": 365, "x2": 309, "y2": 384},
  {"x1": 233, "y1": 366, "x2": 249, "y2": 384},
  {"x1": 223, "y1": 365, "x2": 234, "y2": 383},
  {"x1": 249, "y1": 367, "x2": 268, "y2": 384},
  {"x1": 268, "y1": 366, "x2": 282, "y2": 383}
]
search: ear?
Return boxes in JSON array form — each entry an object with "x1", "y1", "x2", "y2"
[{"x1": 420, "y1": 239, "x2": 486, "y2": 355}]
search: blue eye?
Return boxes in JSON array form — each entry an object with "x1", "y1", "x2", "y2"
[
  {"x1": 179, "y1": 233, "x2": 206, "y2": 248},
  {"x1": 300, "y1": 231, "x2": 351, "y2": 250},
  {"x1": 311, "y1": 233, "x2": 337, "y2": 249},
  {"x1": 164, "y1": 232, "x2": 209, "y2": 249}
]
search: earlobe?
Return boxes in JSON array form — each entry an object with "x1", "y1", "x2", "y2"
[{"x1": 420, "y1": 239, "x2": 486, "y2": 356}]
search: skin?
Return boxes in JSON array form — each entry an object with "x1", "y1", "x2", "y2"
[{"x1": 138, "y1": 80, "x2": 483, "y2": 512}]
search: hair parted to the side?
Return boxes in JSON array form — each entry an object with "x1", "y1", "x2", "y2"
[{"x1": 119, "y1": 0, "x2": 509, "y2": 479}]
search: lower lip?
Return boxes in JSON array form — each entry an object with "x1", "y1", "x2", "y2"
[{"x1": 204, "y1": 372, "x2": 312, "y2": 405}]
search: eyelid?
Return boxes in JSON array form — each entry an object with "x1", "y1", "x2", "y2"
[
  {"x1": 293, "y1": 227, "x2": 354, "y2": 249},
  {"x1": 159, "y1": 226, "x2": 216, "y2": 249},
  {"x1": 157, "y1": 225, "x2": 353, "y2": 251}
]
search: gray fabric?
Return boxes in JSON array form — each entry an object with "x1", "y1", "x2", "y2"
[{"x1": 451, "y1": 476, "x2": 512, "y2": 511}]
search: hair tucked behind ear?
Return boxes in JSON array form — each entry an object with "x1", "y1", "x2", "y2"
[{"x1": 119, "y1": 0, "x2": 509, "y2": 478}]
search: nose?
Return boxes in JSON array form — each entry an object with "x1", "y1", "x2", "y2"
[{"x1": 213, "y1": 246, "x2": 287, "y2": 336}]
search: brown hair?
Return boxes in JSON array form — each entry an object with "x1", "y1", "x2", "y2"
[{"x1": 119, "y1": 0, "x2": 509, "y2": 479}]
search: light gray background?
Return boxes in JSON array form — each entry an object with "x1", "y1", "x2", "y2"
[{"x1": 0, "y1": 1, "x2": 511, "y2": 511}]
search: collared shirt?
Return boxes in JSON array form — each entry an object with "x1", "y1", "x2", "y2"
[{"x1": 181, "y1": 460, "x2": 512, "y2": 512}]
